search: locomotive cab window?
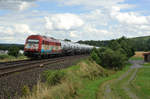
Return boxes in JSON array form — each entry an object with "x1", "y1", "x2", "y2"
[
  {"x1": 27, "y1": 39, "x2": 39, "y2": 44},
  {"x1": 25, "y1": 39, "x2": 39, "y2": 49}
]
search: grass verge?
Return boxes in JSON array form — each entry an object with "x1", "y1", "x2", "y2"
[
  {"x1": 131, "y1": 67, "x2": 150, "y2": 99},
  {"x1": 143, "y1": 63, "x2": 150, "y2": 66},
  {"x1": 0, "y1": 54, "x2": 27, "y2": 62},
  {"x1": 129, "y1": 56, "x2": 143, "y2": 60}
]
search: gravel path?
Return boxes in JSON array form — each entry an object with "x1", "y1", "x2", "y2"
[{"x1": 99, "y1": 60, "x2": 144, "y2": 99}]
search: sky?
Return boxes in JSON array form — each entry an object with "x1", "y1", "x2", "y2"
[{"x1": 0, "y1": 0, "x2": 150, "y2": 44}]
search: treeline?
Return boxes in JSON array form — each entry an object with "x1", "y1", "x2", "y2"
[
  {"x1": 90, "y1": 37, "x2": 135, "y2": 69},
  {"x1": 78, "y1": 40, "x2": 109, "y2": 47},
  {"x1": 0, "y1": 44, "x2": 24, "y2": 50},
  {"x1": 78, "y1": 36, "x2": 150, "y2": 51},
  {"x1": 131, "y1": 36, "x2": 150, "y2": 51}
]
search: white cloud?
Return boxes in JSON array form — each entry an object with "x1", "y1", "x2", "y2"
[
  {"x1": 70, "y1": 31, "x2": 78, "y2": 38},
  {"x1": 0, "y1": 0, "x2": 37, "y2": 11},
  {"x1": 111, "y1": 6, "x2": 149, "y2": 25},
  {"x1": 0, "y1": 26, "x2": 14, "y2": 35},
  {"x1": 140, "y1": 25, "x2": 150, "y2": 31},
  {"x1": 45, "y1": 13, "x2": 84, "y2": 30},
  {"x1": 13, "y1": 24, "x2": 34, "y2": 34},
  {"x1": 59, "y1": 0, "x2": 124, "y2": 8},
  {"x1": 0, "y1": 23, "x2": 36, "y2": 43}
]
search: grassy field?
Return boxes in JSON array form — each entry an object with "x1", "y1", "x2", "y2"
[
  {"x1": 143, "y1": 62, "x2": 150, "y2": 66},
  {"x1": 131, "y1": 67, "x2": 150, "y2": 99}
]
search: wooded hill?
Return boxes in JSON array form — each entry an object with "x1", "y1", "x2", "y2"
[
  {"x1": 0, "y1": 44, "x2": 24, "y2": 50},
  {"x1": 78, "y1": 35, "x2": 150, "y2": 51}
]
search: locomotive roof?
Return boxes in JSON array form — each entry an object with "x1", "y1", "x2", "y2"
[{"x1": 29, "y1": 35, "x2": 60, "y2": 43}]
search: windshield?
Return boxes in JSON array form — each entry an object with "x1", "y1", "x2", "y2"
[
  {"x1": 27, "y1": 39, "x2": 39, "y2": 44},
  {"x1": 25, "y1": 39, "x2": 39, "y2": 50}
]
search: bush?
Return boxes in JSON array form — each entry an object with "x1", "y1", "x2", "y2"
[
  {"x1": 91, "y1": 47, "x2": 127, "y2": 69},
  {"x1": 43, "y1": 70, "x2": 65, "y2": 85},
  {"x1": 0, "y1": 54, "x2": 10, "y2": 59},
  {"x1": 8, "y1": 46, "x2": 19, "y2": 57},
  {"x1": 90, "y1": 49, "x2": 101, "y2": 65}
]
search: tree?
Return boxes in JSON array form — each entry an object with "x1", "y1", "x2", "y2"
[
  {"x1": 90, "y1": 48, "x2": 101, "y2": 64},
  {"x1": 91, "y1": 47, "x2": 127, "y2": 69},
  {"x1": 64, "y1": 39, "x2": 71, "y2": 42},
  {"x1": 8, "y1": 46, "x2": 19, "y2": 57},
  {"x1": 146, "y1": 38, "x2": 150, "y2": 51},
  {"x1": 118, "y1": 37, "x2": 135, "y2": 58},
  {"x1": 108, "y1": 40, "x2": 121, "y2": 51}
]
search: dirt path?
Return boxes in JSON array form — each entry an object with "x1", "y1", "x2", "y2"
[{"x1": 98, "y1": 60, "x2": 144, "y2": 99}]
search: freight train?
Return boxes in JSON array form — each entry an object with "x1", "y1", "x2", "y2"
[{"x1": 24, "y1": 35, "x2": 94, "y2": 58}]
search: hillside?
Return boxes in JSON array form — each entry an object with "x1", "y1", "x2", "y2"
[
  {"x1": 78, "y1": 35, "x2": 150, "y2": 51},
  {"x1": 130, "y1": 36, "x2": 150, "y2": 51}
]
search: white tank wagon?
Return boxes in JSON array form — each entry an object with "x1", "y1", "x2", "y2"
[{"x1": 59, "y1": 40, "x2": 95, "y2": 55}]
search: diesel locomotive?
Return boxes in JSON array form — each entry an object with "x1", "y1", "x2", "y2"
[{"x1": 24, "y1": 35, "x2": 94, "y2": 58}]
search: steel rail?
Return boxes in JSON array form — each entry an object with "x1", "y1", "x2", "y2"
[{"x1": 0, "y1": 55, "x2": 84, "y2": 77}]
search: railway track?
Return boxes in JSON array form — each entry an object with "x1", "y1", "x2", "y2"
[{"x1": 0, "y1": 56, "x2": 80, "y2": 77}]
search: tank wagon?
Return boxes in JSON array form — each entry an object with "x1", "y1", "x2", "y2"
[{"x1": 24, "y1": 35, "x2": 94, "y2": 58}]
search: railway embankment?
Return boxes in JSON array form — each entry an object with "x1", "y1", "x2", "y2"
[
  {"x1": 0, "y1": 55, "x2": 87, "y2": 99},
  {"x1": 21, "y1": 58, "x2": 110, "y2": 99},
  {"x1": 20, "y1": 58, "x2": 134, "y2": 99}
]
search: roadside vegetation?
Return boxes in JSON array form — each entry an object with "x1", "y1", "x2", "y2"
[
  {"x1": 131, "y1": 67, "x2": 150, "y2": 99},
  {"x1": 0, "y1": 46, "x2": 27, "y2": 62},
  {"x1": 0, "y1": 54, "x2": 27, "y2": 62}
]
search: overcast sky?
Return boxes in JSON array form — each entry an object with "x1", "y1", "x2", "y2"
[{"x1": 0, "y1": 0, "x2": 150, "y2": 44}]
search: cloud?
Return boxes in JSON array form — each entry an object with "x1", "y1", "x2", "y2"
[
  {"x1": 45, "y1": 13, "x2": 84, "y2": 30},
  {"x1": 58, "y1": 0, "x2": 124, "y2": 8},
  {"x1": 69, "y1": 31, "x2": 78, "y2": 38},
  {"x1": 0, "y1": 23, "x2": 36, "y2": 43},
  {"x1": 111, "y1": 6, "x2": 149, "y2": 25},
  {"x1": 0, "y1": 0, "x2": 37, "y2": 11}
]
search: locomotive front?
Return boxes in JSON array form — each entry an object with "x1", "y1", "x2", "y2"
[{"x1": 24, "y1": 35, "x2": 42, "y2": 57}]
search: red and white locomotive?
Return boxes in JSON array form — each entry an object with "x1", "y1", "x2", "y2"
[{"x1": 24, "y1": 35, "x2": 93, "y2": 58}]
